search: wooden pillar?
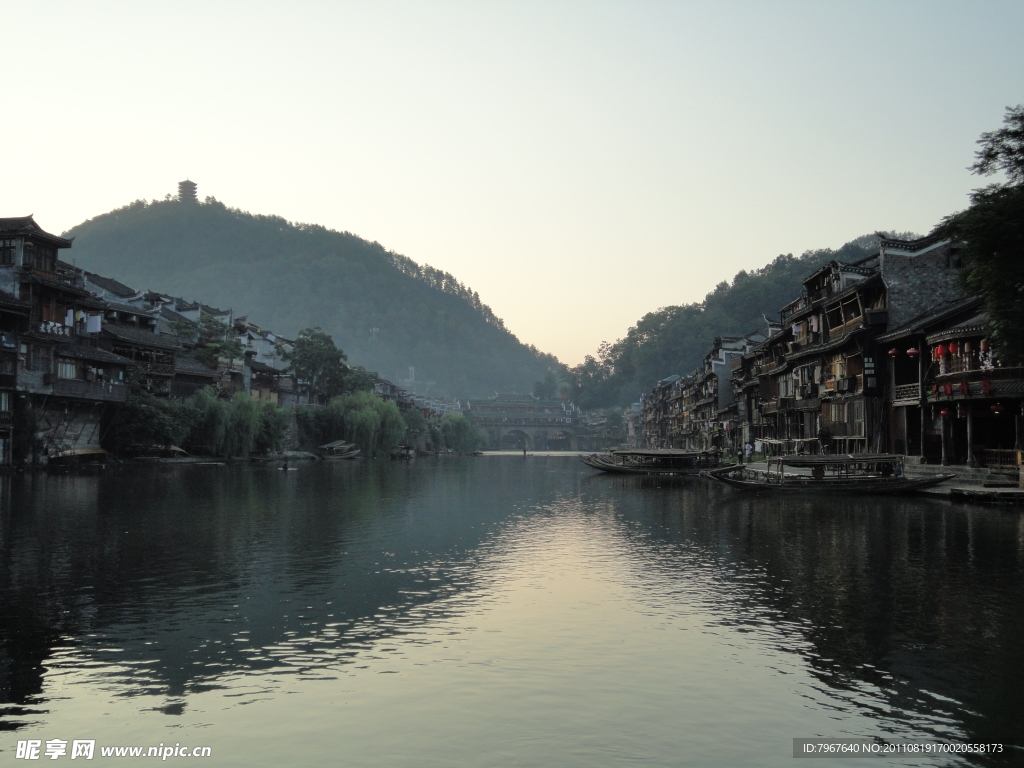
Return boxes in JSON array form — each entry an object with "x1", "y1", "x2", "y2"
[
  {"x1": 966, "y1": 403, "x2": 976, "y2": 467},
  {"x1": 941, "y1": 413, "x2": 950, "y2": 467},
  {"x1": 1015, "y1": 405, "x2": 1023, "y2": 452},
  {"x1": 917, "y1": 344, "x2": 927, "y2": 462}
]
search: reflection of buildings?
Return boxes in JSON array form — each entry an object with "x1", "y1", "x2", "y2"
[{"x1": 0, "y1": 463, "x2": 1022, "y2": 747}]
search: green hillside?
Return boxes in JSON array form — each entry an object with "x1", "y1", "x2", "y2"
[
  {"x1": 571, "y1": 233, "x2": 917, "y2": 408},
  {"x1": 64, "y1": 197, "x2": 557, "y2": 398}
]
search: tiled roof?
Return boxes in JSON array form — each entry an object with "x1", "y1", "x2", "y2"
[
  {"x1": 56, "y1": 343, "x2": 133, "y2": 365},
  {"x1": 160, "y1": 307, "x2": 194, "y2": 324},
  {"x1": 174, "y1": 356, "x2": 219, "y2": 376},
  {"x1": 246, "y1": 359, "x2": 281, "y2": 374},
  {"x1": 23, "y1": 272, "x2": 91, "y2": 297},
  {"x1": 0, "y1": 216, "x2": 73, "y2": 247},
  {"x1": 85, "y1": 272, "x2": 137, "y2": 298},
  {"x1": 0, "y1": 290, "x2": 31, "y2": 311},
  {"x1": 104, "y1": 300, "x2": 157, "y2": 315},
  {"x1": 102, "y1": 323, "x2": 179, "y2": 350}
]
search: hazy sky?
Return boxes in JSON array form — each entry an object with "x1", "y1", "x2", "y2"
[{"x1": 4, "y1": 1, "x2": 1022, "y2": 365}]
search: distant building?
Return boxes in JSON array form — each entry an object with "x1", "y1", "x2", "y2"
[{"x1": 178, "y1": 179, "x2": 198, "y2": 203}]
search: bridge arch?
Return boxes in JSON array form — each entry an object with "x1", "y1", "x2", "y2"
[{"x1": 499, "y1": 429, "x2": 531, "y2": 450}]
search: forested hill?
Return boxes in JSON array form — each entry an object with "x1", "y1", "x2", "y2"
[
  {"x1": 64, "y1": 198, "x2": 557, "y2": 398},
  {"x1": 571, "y1": 232, "x2": 917, "y2": 408}
]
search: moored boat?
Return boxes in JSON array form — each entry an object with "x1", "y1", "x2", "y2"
[
  {"x1": 704, "y1": 453, "x2": 955, "y2": 494},
  {"x1": 581, "y1": 448, "x2": 726, "y2": 476}
]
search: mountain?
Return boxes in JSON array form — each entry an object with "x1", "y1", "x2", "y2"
[
  {"x1": 64, "y1": 197, "x2": 558, "y2": 398},
  {"x1": 571, "y1": 232, "x2": 919, "y2": 408}
]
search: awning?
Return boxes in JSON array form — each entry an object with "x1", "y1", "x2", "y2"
[{"x1": 49, "y1": 446, "x2": 108, "y2": 458}]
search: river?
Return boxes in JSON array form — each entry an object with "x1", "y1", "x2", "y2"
[{"x1": 1, "y1": 456, "x2": 1022, "y2": 766}]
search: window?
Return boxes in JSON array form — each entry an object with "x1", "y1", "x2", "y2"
[
  {"x1": 30, "y1": 345, "x2": 51, "y2": 373},
  {"x1": 57, "y1": 358, "x2": 78, "y2": 379},
  {"x1": 0, "y1": 391, "x2": 8, "y2": 411},
  {"x1": 0, "y1": 238, "x2": 16, "y2": 265}
]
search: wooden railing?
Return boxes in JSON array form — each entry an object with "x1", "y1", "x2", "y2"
[
  {"x1": 53, "y1": 378, "x2": 127, "y2": 402},
  {"x1": 893, "y1": 383, "x2": 920, "y2": 401},
  {"x1": 981, "y1": 449, "x2": 1022, "y2": 468}
]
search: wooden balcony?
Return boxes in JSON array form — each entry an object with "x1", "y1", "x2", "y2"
[
  {"x1": 53, "y1": 378, "x2": 127, "y2": 402},
  {"x1": 893, "y1": 383, "x2": 920, "y2": 402}
]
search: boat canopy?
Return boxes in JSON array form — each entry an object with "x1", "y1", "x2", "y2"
[
  {"x1": 609, "y1": 448, "x2": 720, "y2": 457},
  {"x1": 772, "y1": 453, "x2": 903, "y2": 468}
]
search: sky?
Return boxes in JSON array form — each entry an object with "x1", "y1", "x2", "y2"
[{"x1": 3, "y1": 1, "x2": 1022, "y2": 366}]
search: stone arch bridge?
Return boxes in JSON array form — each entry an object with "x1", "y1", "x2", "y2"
[{"x1": 465, "y1": 393, "x2": 578, "y2": 451}]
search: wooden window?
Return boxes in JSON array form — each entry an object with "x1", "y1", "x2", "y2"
[
  {"x1": 0, "y1": 239, "x2": 16, "y2": 265},
  {"x1": 30, "y1": 345, "x2": 51, "y2": 372},
  {"x1": 57, "y1": 358, "x2": 78, "y2": 379}
]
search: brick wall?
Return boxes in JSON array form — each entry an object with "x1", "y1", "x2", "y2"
[{"x1": 881, "y1": 241, "x2": 964, "y2": 329}]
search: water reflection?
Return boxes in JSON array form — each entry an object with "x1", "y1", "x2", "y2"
[{"x1": 0, "y1": 458, "x2": 1021, "y2": 765}]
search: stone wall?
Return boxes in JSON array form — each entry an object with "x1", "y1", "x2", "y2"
[{"x1": 881, "y1": 241, "x2": 964, "y2": 329}]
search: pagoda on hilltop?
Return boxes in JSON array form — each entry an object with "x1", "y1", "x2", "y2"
[{"x1": 178, "y1": 179, "x2": 198, "y2": 203}]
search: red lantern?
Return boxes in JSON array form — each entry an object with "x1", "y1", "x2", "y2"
[
  {"x1": 906, "y1": 347, "x2": 919, "y2": 358},
  {"x1": 940, "y1": 409, "x2": 952, "y2": 417},
  {"x1": 948, "y1": 342, "x2": 959, "y2": 355},
  {"x1": 980, "y1": 339, "x2": 990, "y2": 352},
  {"x1": 889, "y1": 348, "x2": 899, "y2": 357},
  {"x1": 991, "y1": 404, "x2": 1005, "y2": 414},
  {"x1": 936, "y1": 344, "x2": 948, "y2": 357}
]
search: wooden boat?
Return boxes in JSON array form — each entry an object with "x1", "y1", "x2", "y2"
[
  {"x1": 704, "y1": 453, "x2": 955, "y2": 494},
  {"x1": 581, "y1": 448, "x2": 726, "y2": 476},
  {"x1": 317, "y1": 439, "x2": 361, "y2": 459}
]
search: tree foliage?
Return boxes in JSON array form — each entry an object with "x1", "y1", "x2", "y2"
[
  {"x1": 296, "y1": 391, "x2": 406, "y2": 457},
  {"x1": 281, "y1": 327, "x2": 349, "y2": 404},
  {"x1": 172, "y1": 315, "x2": 243, "y2": 369},
  {"x1": 110, "y1": 388, "x2": 291, "y2": 457},
  {"x1": 568, "y1": 234, "x2": 895, "y2": 407},
  {"x1": 532, "y1": 371, "x2": 559, "y2": 400},
  {"x1": 64, "y1": 198, "x2": 558, "y2": 397},
  {"x1": 969, "y1": 104, "x2": 1024, "y2": 184},
  {"x1": 936, "y1": 104, "x2": 1024, "y2": 365},
  {"x1": 439, "y1": 413, "x2": 483, "y2": 452},
  {"x1": 109, "y1": 394, "x2": 197, "y2": 452}
]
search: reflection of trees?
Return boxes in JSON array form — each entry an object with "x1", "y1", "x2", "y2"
[
  {"x1": 0, "y1": 458, "x2": 586, "y2": 718},
  {"x1": 599, "y1": 482, "x2": 1024, "y2": 751},
  {"x1": 0, "y1": 462, "x2": 466, "y2": 710}
]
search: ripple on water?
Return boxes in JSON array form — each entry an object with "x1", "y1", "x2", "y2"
[{"x1": 1, "y1": 460, "x2": 1021, "y2": 766}]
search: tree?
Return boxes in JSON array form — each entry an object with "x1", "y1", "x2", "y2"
[
  {"x1": 969, "y1": 104, "x2": 1024, "y2": 184},
  {"x1": 936, "y1": 104, "x2": 1024, "y2": 365},
  {"x1": 171, "y1": 314, "x2": 243, "y2": 370},
  {"x1": 281, "y1": 327, "x2": 348, "y2": 404},
  {"x1": 440, "y1": 413, "x2": 482, "y2": 452},
  {"x1": 532, "y1": 371, "x2": 559, "y2": 400}
]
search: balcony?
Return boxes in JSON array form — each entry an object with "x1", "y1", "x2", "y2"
[
  {"x1": 53, "y1": 378, "x2": 127, "y2": 402},
  {"x1": 892, "y1": 383, "x2": 920, "y2": 402},
  {"x1": 0, "y1": 411, "x2": 11, "y2": 427},
  {"x1": 797, "y1": 383, "x2": 818, "y2": 399}
]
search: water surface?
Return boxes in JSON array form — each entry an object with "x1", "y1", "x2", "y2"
[{"x1": 1, "y1": 457, "x2": 1022, "y2": 766}]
